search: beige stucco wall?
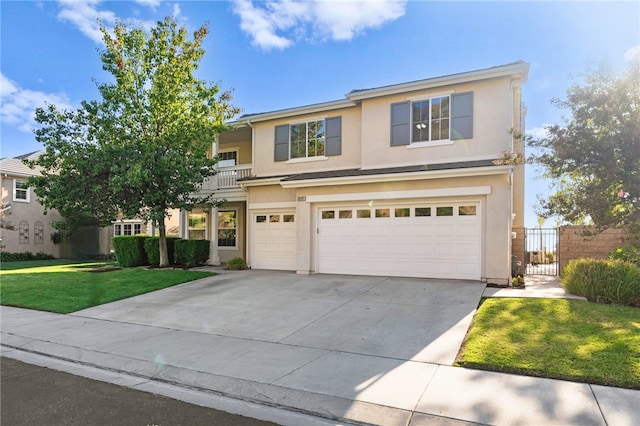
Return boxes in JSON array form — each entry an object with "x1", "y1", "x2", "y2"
[
  {"x1": 250, "y1": 76, "x2": 519, "y2": 178},
  {"x1": 252, "y1": 105, "x2": 362, "y2": 177},
  {"x1": 1, "y1": 174, "x2": 63, "y2": 257},
  {"x1": 359, "y1": 77, "x2": 516, "y2": 169}
]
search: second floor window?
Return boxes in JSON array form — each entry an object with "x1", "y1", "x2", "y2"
[
  {"x1": 13, "y1": 179, "x2": 29, "y2": 202},
  {"x1": 218, "y1": 151, "x2": 237, "y2": 167},
  {"x1": 412, "y1": 96, "x2": 450, "y2": 143},
  {"x1": 290, "y1": 120, "x2": 325, "y2": 159}
]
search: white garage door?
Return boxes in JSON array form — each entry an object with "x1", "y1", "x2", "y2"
[
  {"x1": 252, "y1": 212, "x2": 297, "y2": 271},
  {"x1": 317, "y1": 203, "x2": 481, "y2": 280}
]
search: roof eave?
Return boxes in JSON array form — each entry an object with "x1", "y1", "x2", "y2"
[
  {"x1": 347, "y1": 62, "x2": 530, "y2": 101},
  {"x1": 279, "y1": 165, "x2": 514, "y2": 189}
]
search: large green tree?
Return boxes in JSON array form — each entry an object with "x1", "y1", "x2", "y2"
[
  {"x1": 28, "y1": 17, "x2": 239, "y2": 266},
  {"x1": 528, "y1": 60, "x2": 639, "y2": 232}
]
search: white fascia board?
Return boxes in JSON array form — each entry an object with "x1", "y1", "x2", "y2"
[
  {"x1": 279, "y1": 165, "x2": 513, "y2": 189},
  {"x1": 239, "y1": 177, "x2": 285, "y2": 187},
  {"x1": 305, "y1": 186, "x2": 492, "y2": 203},
  {"x1": 236, "y1": 99, "x2": 357, "y2": 124},
  {"x1": 347, "y1": 62, "x2": 530, "y2": 101}
]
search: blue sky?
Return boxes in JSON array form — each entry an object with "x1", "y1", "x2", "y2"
[{"x1": 1, "y1": 1, "x2": 639, "y2": 227}]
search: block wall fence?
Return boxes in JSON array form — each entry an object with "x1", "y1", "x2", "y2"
[{"x1": 512, "y1": 226, "x2": 630, "y2": 274}]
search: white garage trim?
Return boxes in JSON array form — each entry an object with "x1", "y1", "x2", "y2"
[
  {"x1": 306, "y1": 186, "x2": 491, "y2": 203},
  {"x1": 249, "y1": 202, "x2": 297, "y2": 209},
  {"x1": 316, "y1": 201, "x2": 482, "y2": 280}
]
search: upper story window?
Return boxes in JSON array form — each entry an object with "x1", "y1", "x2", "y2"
[
  {"x1": 412, "y1": 96, "x2": 450, "y2": 142},
  {"x1": 218, "y1": 150, "x2": 237, "y2": 167},
  {"x1": 290, "y1": 120, "x2": 325, "y2": 159},
  {"x1": 13, "y1": 179, "x2": 29, "y2": 202},
  {"x1": 274, "y1": 116, "x2": 342, "y2": 162},
  {"x1": 391, "y1": 92, "x2": 473, "y2": 147}
]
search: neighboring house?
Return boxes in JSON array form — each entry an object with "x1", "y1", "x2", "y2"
[
  {"x1": 0, "y1": 151, "x2": 64, "y2": 257},
  {"x1": 184, "y1": 61, "x2": 529, "y2": 285}
]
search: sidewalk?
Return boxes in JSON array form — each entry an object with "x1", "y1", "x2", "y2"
[{"x1": 1, "y1": 274, "x2": 638, "y2": 426}]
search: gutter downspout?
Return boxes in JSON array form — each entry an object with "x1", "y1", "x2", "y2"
[{"x1": 246, "y1": 118, "x2": 254, "y2": 268}]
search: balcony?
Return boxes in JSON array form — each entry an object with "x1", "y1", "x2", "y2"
[{"x1": 199, "y1": 164, "x2": 253, "y2": 191}]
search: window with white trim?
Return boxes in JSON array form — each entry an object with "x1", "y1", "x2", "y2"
[
  {"x1": 217, "y1": 210, "x2": 236, "y2": 247},
  {"x1": 412, "y1": 96, "x2": 450, "y2": 142},
  {"x1": 114, "y1": 222, "x2": 143, "y2": 236},
  {"x1": 218, "y1": 150, "x2": 237, "y2": 167},
  {"x1": 290, "y1": 120, "x2": 325, "y2": 159},
  {"x1": 188, "y1": 212, "x2": 207, "y2": 240},
  {"x1": 13, "y1": 179, "x2": 29, "y2": 202}
]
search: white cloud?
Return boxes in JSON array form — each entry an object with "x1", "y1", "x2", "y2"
[
  {"x1": 0, "y1": 73, "x2": 74, "y2": 133},
  {"x1": 57, "y1": 0, "x2": 117, "y2": 44},
  {"x1": 172, "y1": 3, "x2": 181, "y2": 18},
  {"x1": 624, "y1": 45, "x2": 640, "y2": 63},
  {"x1": 135, "y1": 0, "x2": 161, "y2": 9},
  {"x1": 232, "y1": 0, "x2": 407, "y2": 50},
  {"x1": 526, "y1": 126, "x2": 550, "y2": 140}
]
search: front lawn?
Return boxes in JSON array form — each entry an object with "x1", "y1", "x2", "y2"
[
  {"x1": 0, "y1": 261, "x2": 213, "y2": 314},
  {"x1": 456, "y1": 298, "x2": 640, "y2": 389}
]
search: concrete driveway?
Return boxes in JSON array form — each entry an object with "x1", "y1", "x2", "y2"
[
  {"x1": 2, "y1": 270, "x2": 490, "y2": 425},
  {"x1": 76, "y1": 269, "x2": 485, "y2": 365}
]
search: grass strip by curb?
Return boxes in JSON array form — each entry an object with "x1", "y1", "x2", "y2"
[{"x1": 456, "y1": 298, "x2": 640, "y2": 389}]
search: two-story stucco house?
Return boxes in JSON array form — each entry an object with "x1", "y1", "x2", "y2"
[
  {"x1": 184, "y1": 61, "x2": 528, "y2": 285},
  {"x1": 0, "y1": 151, "x2": 64, "y2": 256}
]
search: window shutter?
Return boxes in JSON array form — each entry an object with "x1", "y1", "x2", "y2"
[
  {"x1": 451, "y1": 92, "x2": 473, "y2": 140},
  {"x1": 274, "y1": 124, "x2": 289, "y2": 161},
  {"x1": 325, "y1": 116, "x2": 342, "y2": 156},
  {"x1": 390, "y1": 101, "x2": 410, "y2": 146}
]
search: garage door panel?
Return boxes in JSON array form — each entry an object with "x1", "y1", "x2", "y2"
[
  {"x1": 317, "y1": 203, "x2": 481, "y2": 280},
  {"x1": 252, "y1": 212, "x2": 297, "y2": 271}
]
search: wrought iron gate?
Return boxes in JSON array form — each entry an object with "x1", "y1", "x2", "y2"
[{"x1": 523, "y1": 227, "x2": 559, "y2": 276}]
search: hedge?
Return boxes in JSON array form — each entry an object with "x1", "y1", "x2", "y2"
[
  {"x1": 112, "y1": 236, "x2": 149, "y2": 267},
  {"x1": 144, "y1": 237, "x2": 179, "y2": 267},
  {"x1": 0, "y1": 251, "x2": 55, "y2": 262},
  {"x1": 174, "y1": 239, "x2": 210, "y2": 267},
  {"x1": 561, "y1": 258, "x2": 640, "y2": 306}
]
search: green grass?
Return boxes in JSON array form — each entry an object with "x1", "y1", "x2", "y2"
[
  {"x1": 0, "y1": 261, "x2": 213, "y2": 314},
  {"x1": 456, "y1": 298, "x2": 640, "y2": 389}
]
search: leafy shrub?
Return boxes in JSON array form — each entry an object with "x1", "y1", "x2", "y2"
[
  {"x1": 112, "y1": 236, "x2": 149, "y2": 267},
  {"x1": 561, "y1": 258, "x2": 640, "y2": 306},
  {"x1": 174, "y1": 239, "x2": 210, "y2": 268},
  {"x1": 609, "y1": 246, "x2": 640, "y2": 267},
  {"x1": 0, "y1": 251, "x2": 55, "y2": 262},
  {"x1": 226, "y1": 257, "x2": 247, "y2": 270},
  {"x1": 144, "y1": 237, "x2": 180, "y2": 266}
]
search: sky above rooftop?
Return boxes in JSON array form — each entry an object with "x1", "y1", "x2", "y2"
[{"x1": 1, "y1": 1, "x2": 639, "y2": 227}]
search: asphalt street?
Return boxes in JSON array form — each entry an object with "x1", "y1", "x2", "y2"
[{"x1": 1, "y1": 357, "x2": 277, "y2": 426}]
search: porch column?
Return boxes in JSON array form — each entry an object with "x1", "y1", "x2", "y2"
[
  {"x1": 179, "y1": 210, "x2": 188, "y2": 239},
  {"x1": 208, "y1": 206, "x2": 220, "y2": 265}
]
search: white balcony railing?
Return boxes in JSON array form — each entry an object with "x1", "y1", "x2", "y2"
[{"x1": 199, "y1": 164, "x2": 252, "y2": 191}]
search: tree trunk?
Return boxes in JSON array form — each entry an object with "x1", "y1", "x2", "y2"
[{"x1": 158, "y1": 219, "x2": 169, "y2": 267}]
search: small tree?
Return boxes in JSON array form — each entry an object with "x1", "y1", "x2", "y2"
[
  {"x1": 528, "y1": 60, "x2": 640, "y2": 233},
  {"x1": 29, "y1": 17, "x2": 239, "y2": 266}
]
